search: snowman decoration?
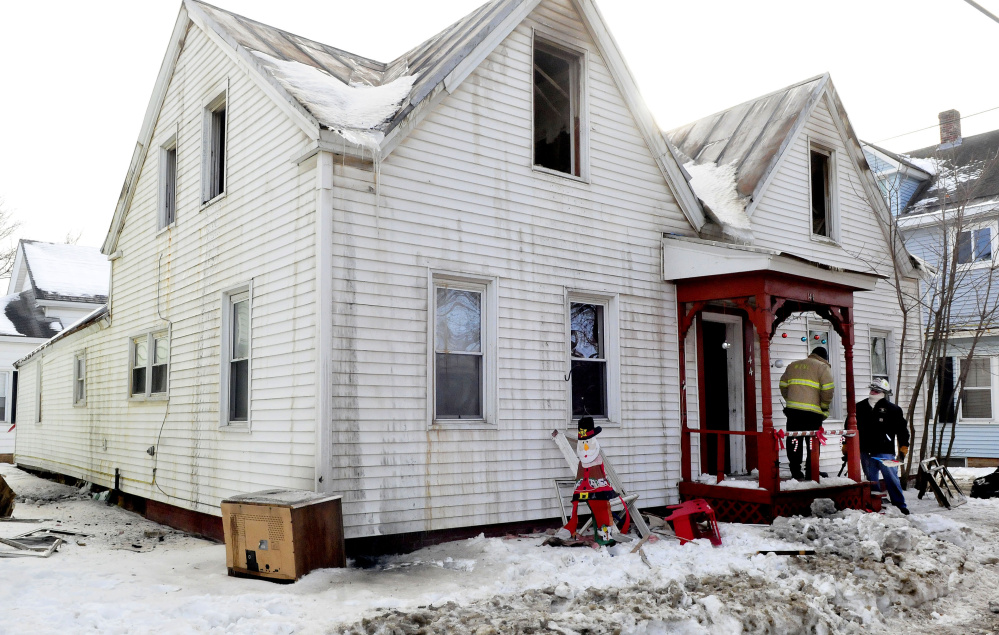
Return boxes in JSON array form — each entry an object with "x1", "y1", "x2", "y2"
[{"x1": 555, "y1": 416, "x2": 630, "y2": 545}]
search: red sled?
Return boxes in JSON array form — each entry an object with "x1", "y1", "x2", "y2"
[{"x1": 664, "y1": 499, "x2": 722, "y2": 546}]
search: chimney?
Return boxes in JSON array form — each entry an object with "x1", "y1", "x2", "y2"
[{"x1": 939, "y1": 109, "x2": 962, "y2": 146}]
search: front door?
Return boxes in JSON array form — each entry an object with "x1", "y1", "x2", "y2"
[{"x1": 700, "y1": 315, "x2": 746, "y2": 475}]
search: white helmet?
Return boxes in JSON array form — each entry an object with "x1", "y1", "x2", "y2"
[{"x1": 869, "y1": 378, "x2": 892, "y2": 396}]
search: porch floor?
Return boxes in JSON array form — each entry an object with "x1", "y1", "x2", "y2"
[{"x1": 679, "y1": 479, "x2": 879, "y2": 524}]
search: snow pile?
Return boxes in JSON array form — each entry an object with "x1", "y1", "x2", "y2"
[
  {"x1": 4, "y1": 464, "x2": 999, "y2": 634},
  {"x1": 22, "y1": 241, "x2": 109, "y2": 300},
  {"x1": 683, "y1": 161, "x2": 754, "y2": 244},
  {"x1": 251, "y1": 50, "x2": 417, "y2": 144}
]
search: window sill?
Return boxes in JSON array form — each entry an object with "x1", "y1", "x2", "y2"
[
  {"x1": 200, "y1": 192, "x2": 226, "y2": 211},
  {"x1": 73, "y1": 401, "x2": 87, "y2": 408},
  {"x1": 532, "y1": 164, "x2": 590, "y2": 185},
  {"x1": 809, "y1": 234, "x2": 841, "y2": 247},
  {"x1": 128, "y1": 394, "x2": 169, "y2": 403},
  {"x1": 156, "y1": 221, "x2": 176, "y2": 237},
  {"x1": 220, "y1": 422, "x2": 251, "y2": 432},
  {"x1": 431, "y1": 420, "x2": 496, "y2": 431}
]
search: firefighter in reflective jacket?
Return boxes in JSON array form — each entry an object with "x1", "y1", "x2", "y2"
[{"x1": 779, "y1": 347, "x2": 835, "y2": 480}]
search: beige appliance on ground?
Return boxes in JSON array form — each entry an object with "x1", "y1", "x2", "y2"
[{"x1": 221, "y1": 489, "x2": 345, "y2": 582}]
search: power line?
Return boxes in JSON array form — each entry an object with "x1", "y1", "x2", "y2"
[
  {"x1": 964, "y1": 0, "x2": 999, "y2": 25},
  {"x1": 872, "y1": 105, "x2": 999, "y2": 144}
]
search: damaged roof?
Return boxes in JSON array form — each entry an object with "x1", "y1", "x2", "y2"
[
  {"x1": 0, "y1": 289, "x2": 64, "y2": 339},
  {"x1": 903, "y1": 128, "x2": 999, "y2": 214},
  {"x1": 191, "y1": 0, "x2": 520, "y2": 142}
]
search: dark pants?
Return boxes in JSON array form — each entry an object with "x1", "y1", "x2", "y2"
[{"x1": 784, "y1": 409, "x2": 825, "y2": 479}]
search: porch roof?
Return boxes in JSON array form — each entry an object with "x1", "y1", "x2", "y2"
[{"x1": 662, "y1": 234, "x2": 884, "y2": 295}]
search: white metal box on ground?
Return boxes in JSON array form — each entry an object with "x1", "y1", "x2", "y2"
[{"x1": 221, "y1": 489, "x2": 345, "y2": 583}]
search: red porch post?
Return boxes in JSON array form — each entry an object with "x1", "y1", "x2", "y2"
[
  {"x1": 753, "y1": 298, "x2": 778, "y2": 493},
  {"x1": 842, "y1": 316, "x2": 862, "y2": 480},
  {"x1": 678, "y1": 302, "x2": 692, "y2": 483}
]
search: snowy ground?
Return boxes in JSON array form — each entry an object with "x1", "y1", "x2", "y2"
[{"x1": 2, "y1": 464, "x2": 998, "y2": 635}]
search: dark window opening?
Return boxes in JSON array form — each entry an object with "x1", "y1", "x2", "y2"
[
  {"x1": 937, "y1": 357, "x2": 956, "y2": 424},
  {"x1": 534, "y1": 41, "x2": 580, "y2": 176},
  {"x1": 810, "y1": 149, "x2": 830, "y2": 237},
  {"x1": 207, "y1": 105, "x2": 226, "y2": 201},
  {"x1": 957, "y1": 228, "x2": 991, "y2": 264},
  {"x1": 163, "y1": 147, "x2": 176, "y2": 228}
]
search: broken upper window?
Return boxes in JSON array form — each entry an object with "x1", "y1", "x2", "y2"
[
  {"x1": 810, "y1": 147, "x2": 832, "y2": 238},
  {"x1": 202, "y1": 86, "x2": 227, "y2": 203},
  {"x1": 534, "y1": 39, "x2": 582, "y2": 177},
  {"x1": 957, "y1": 227, "x2": 992, "y2": 265}
]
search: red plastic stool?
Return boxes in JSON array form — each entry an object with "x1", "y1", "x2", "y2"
[{"x1": 664, "y1": 499, "x2": 722, "y2": 546}]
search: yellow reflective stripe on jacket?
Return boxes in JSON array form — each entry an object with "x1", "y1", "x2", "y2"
[
  {"x1": 784, "y1": 379, "x2": 821, "y2": 389},
  {"x1": 786, "y1": 401, "x2": 826, "y2": 414},
  {"x1": 820, "y1": 383, "x2": 834, "y2": 390}
]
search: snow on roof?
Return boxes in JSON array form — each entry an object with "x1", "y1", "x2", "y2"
[
  {"x1": 683, "y1": 161, "x2": 753, "y2": 231},
  {"x1": 904, "y1": 127, "x2": 999, "y2": 213},
  {"x1": 0, "y1": 293, "x2": 25, "y2": 337},
  {"x1": 251, "y1": 50, "x2": 418, "y2": 142},
  {"x1": 22, "y1": 241, "x2": 109, "y2": 302},
  {"x1": 903, "y1": 156, "x2": 938, "y2": 176}
]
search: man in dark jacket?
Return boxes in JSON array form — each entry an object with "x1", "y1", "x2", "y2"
[
  {"x1": 856, "y1": 378, "x2": 910, "y2": 514},
  {"x1": 779, "y1": 347, "x2": 834, "y2": 480}
]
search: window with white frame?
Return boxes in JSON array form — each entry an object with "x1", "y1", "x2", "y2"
[
  {"x1": 222, "y1": 287, "x2": 250, "y2": 425},
  {"x1": 957, "y1": 227, "x2": 992, "y2": 265},
  {"x1": 202, "y1": 85, "x2": 227, "y2": 203},
  {"x1": 809, "y1": 144, "x2": 835, "y2": 239},
  {"x1": 159, "y1": 139, "x2": 177, "y2": 229},
  {"x1": 35, "y1": 362, "x2": 42, "y2": 423},
  {"x1": 73, "y1": 353, "x2": 86, "y2": 406},
  {"x1": 0, "y1": 371, "x2": 9, "y2": 421},
  {"x1": 570, "y1": 302, "x2": 607, "y2": 418},
  {"x1": 130, "y1": 332, "x2": 169, "y2": 398},
  {"x1": 871, "y1": 332, "x2": 889, "y2": 384},
  {"x1": 434, "y1": 282, "x2": 484, "y2": 420},
  {"x1": 533, "y1": 36, "x2": 585, "y2": 178},
  {"x1": 960, "y1": 357, "x2": 992, "y2": 419}
]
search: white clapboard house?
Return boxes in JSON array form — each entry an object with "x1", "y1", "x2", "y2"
[
  {"x1": 13, "y1": 0, "x2": 921, "y2": 542},
  {"x1": 0, "y1": 240, "x2": 108, "y2": 461}
]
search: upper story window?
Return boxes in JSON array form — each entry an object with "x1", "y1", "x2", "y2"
[
  {"x1": 131, "y1": 332, "x2": 169, "y2": 398},
  {"x1": 957, "y1": 227, "x2": 992, "y2": 265},
  {"x1": 159, "y1": 139, "x2": 177, "y2": 229},
  {"x1": 202, "y1": 84, "x2": 228, "y2": 204},
  {"x1": 533, "y1": 37, "x2": 584, "y2": 178},
  {"x1": 809, "y1": 145, "x2": 836, "y2": 239},
  {"x1": 960, "y1": 357, "x2": 992, "y2": 419}
]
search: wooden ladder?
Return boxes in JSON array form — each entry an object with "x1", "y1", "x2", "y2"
[{"x1": 551, "y1": 430, "x2": 651, "y2": 538}]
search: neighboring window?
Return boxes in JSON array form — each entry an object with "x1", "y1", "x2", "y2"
[
  {"x1": 533, "y1": 37, "x2": 583, "y2": 177},
  {"x1": 810, "y1": 146, "x2": 833, "y2": 238},
  {"x1": 960, "y1": 357, "x2": 992, "y2": 419},
  {"x1": 131, "y1": 332, "x2": 169, "y2": 398},
  {"x1": 221, "y1": 286, "x2": 251, "y2": 426},
  {"x1": 570, "y1": 302, "x2": 606, "y2": 418},
  {"x1": 871, "y1": 333, "x2": 889, "y2": 383},
  {"x1": 160, "y1": 142, "x2": 177, "y2": 229},
  {"x1": 202, "y1": 87, "x2": 227, "y2": 203},
  {"x1": 73, "y1": 354, "x2": 86, "y2": 406},
  {"x1": 434, "y1": 284, "x2": 483, "y2": 420},
  {"x1": 0, "y1": 371, "x2": 9, "y2": 421},
  {"x1": 957, "y1": 227, "x2": 992, "y2": 264}
]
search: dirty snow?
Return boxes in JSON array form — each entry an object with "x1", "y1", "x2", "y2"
[
  {"x1": 251, "y1": 50, "x2": 417, "y2": 139},
  {"x1": 21, "y1": 241, "x2": 109, "y2": 300},
  {"x1": 2, "y1": 463, "x2": 999, "y2": 634},
  {"x1": 683, "y1": 161, "x2": 753, "y2": 231}
]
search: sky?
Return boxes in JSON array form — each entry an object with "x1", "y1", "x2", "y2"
[{"x1": 2, "y1": 0, "x2": 999, "y2": 251}]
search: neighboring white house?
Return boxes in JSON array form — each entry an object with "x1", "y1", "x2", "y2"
[
  {"x1": 12, "y1": 0, "x2": 921, "y2": 542},
  {"x1": 0, "y1": 240, "x2": 108, "y2": 460}
]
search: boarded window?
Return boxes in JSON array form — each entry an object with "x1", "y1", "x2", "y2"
[
  {"x1": 957, "y1": 227, "x2": 991, "y2": 264},
  {"x1": 571, "y1": 303, "x2": 606, "y2": 418},
  {"x1": 229, "y1": 295, "x2": 250, "y2": 422},
  {"x1": 434, "y1": 286, "x2": 483, "y2": 419},
  {"x1": 960, "y1": 357, "x2": 992, "y2": 419},
  {"x1": 534, "y1": 40, "x2": 581, "y2": 176},
  {"x1": 810, "y1": 148, "x2": 831, "y2": 237}
]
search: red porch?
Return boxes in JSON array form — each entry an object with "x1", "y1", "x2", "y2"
[{"x1": 665, "y1": 239, "x2": 884, "y2": 522}]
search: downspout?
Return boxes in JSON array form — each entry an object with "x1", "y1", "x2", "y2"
[{"x1": 315, "y1": 151, "x2": 335, "y2": 492}]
